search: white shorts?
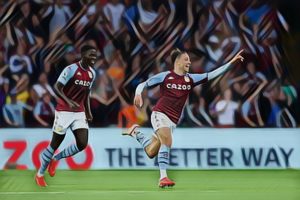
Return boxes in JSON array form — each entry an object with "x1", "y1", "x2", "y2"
[
  {"x1": 151, "y1": 111, "x2": 176, "y2": 133},
  {"x1": 52, "y1": 111, "x2": 88, "y2": 135}
]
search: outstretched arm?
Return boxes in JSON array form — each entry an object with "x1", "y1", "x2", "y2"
[
  {"x1": 190, "y1": 50, "x2": 244, "y2": 86},
  {"x1": 134, "y1": 71, "x2": 170, "y2": 108},
  {"x1": 207, "y1": 49, "x2": 244, "y2": 81}
]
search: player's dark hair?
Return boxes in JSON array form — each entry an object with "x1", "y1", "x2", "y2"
[
  {"x1": 170, "y1": 48, "x2": 186, "y2": 63},
  {"x1": 81, "y1": 45, "x2": 96, "y2": 55}
]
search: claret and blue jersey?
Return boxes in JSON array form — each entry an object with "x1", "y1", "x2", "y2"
[
  {"x1": 56, "y1": 62, "x2": 96, "y2": 112},
  {"x1": 136, "y1": 70, "x2": 208, "y2": 124}
]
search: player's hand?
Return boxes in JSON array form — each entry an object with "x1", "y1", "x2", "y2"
[
  {"x1": 230, "y1": 49, "x2": 244, "y2": 63},
  {"x1": 68, "y1": 100, "x2": 80, "y2": 109},
  {"x1": 134, "y1": 95, "x2": 143, "y2": 108}
]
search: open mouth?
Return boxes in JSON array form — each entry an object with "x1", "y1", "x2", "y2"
[{"x1": 184, "y1": 64, "x2": 191, "y2": 72}]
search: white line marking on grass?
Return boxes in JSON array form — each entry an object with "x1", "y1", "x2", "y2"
[
  {"x1": 0, "y1": 192, "x2": 65, "y2": 195},
  {"x1": 68, "y1": 190, "x2": 220, "y2": 194},
  {"x1": 0, "y1": 190, "x2": 219, "y2": 195}
]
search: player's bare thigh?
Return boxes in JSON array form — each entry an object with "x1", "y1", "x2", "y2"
[
  {"x1": 150, "y1": 111, "x2": 174, "y2": 147},
  {"x1": 144, "y1": 128, "x2": 172, "y2": 158},
  {"x1": 156, "y1": 127, "x2": 172, "y2": 147}
]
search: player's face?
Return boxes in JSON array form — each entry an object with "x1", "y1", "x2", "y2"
[
  {"x1": 84, "y1": 49, "x2": 97, "y2": 66},
  {"x1": 177, "y1": 53, "x2": 191, "y2": 73}
]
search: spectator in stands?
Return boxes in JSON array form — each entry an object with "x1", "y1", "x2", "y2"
[
  {"x1": 229, "y1": 61, "x2": 267, "y2": 127},
  {"x1": 32, "y1": 72, "x2": 57, "y2": 104},
  {"x1": 264, "y1": 80, "x2": 297, "y2": 127},
  {"x1": 0, "y1": 1, "x2": 298, "y2": 128},
  {"x1": 19, "y1": 0, "x2": 46, "y2": 50},
  {"x1": 116, "y1": 87, "x2": 148, "y2": 128},
  {"x1": 106, "y1": 48, "x2": 126, "y2": 86},
  {"x1": 76, "y1": 3, "x2": 97, "y2": 37},
  {"x1": 185, "y1": 86, "x2": 213, "y2": 127},
  {"x1": 47, "y1": 0, "x2": 73, "y2": 42},
  {"x1": 103, "y1": 0, "x2": 125, "y2": 33},
  {"x1": 8, "y1": 43, "x2": 33, "y2": 94},
  {"x1": 33, "y1": 92, "x2": 55, "y2": 127},
  {"x1": 215, "y1": 88, "x2": 239, "y2": 127},
  {"x1": 2, "y1": 90, "x2": 32, "y2": 127},
  {"x1": 0, "y1": 75, "x2": 9, "y2": 127}
]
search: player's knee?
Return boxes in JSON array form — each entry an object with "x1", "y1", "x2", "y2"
[
  {"x1": 146, "y1": 147, "x2": 158, "y2": 159},
  {"x1": 146, "y1": 151, "x2": 157, "y2": 159},
  {"x1": 158, "y1": 136, "x2": 172, "y2": 147},
  {"x1": 76, "y1": 141, "x2": 88, "y2": 151}
]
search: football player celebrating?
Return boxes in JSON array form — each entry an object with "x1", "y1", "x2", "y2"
[
  {"x1": 123, "y1": 48, "x2": 244, "y2": 188},
  {"x1": 35, "y1": 45, "x2": 97, "y2": 187}
]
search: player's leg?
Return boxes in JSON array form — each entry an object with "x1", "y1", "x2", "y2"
[
  {"x1": 52, "y1": 112, "x2": 89, "y2": 162},
  {"x1": 150, "y1": 111, "x2": 175, "y2": 187},
  {"x1": 48, "y1": 129, "x2": 87, "y2": 178},
  {"x1": 39, "y1": 132, "x2": 65, "y2": 175},
  {"x1": 144, "y1": 135, "x2": 161, "y2": 158},
  {"x1": 122, "y1": 125, "x2": 161, "y2": 158},
  {"x1": 156, "y1": 127, "x2": 175, "y2": 187},
  {"x1": 47, "y1": 111, "x2": 77, "y2": 177},
  {"x1": 35, "y1": 132, "x2": 65, "y2": 186},
  {"x1": 53, "y1": 128, "x2": 88, "y2": 160}
]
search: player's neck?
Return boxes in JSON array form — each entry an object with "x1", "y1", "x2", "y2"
[
  {"x1": 173, "y1": 68, "x2": 186, "y2": 76},
  {"x1": 79, "y1": 60, "x2": 89, "y2": 69}
]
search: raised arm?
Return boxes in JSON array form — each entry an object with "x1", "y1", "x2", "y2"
[
  {"x1": 207, "y1": 50, "x2": 244, "y2": 81},
  {"x1": 134, "y1": 71, "x2": 170, "y2": 108},
  {"x1": 189, "y1": 50, "x2": 244, "y2": 86}
]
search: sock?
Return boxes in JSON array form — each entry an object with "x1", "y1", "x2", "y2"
[
  {"x1": 37, "y1": 146, "x2": 54, "y2": 176},
  {"x1": 160, "y1": 169, "x2": 167, "y2": 180},
  {"x1": 54, "y1": 144, "x2": 80, "y2": 160},
  {"x1": 133, "y1": 131, "x2": 152, "y2": 149},
  {"x1": 158, "y1": 144, "x2": 170, "y2": 180}
]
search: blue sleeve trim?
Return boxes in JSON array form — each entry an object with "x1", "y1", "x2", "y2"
[{"x1": 57, "y1": 64, "x2": 78, "y2": 85}]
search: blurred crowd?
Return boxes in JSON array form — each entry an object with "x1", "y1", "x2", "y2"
[{"x1": 0, "y1": 0, "x2": 299, "y2": 128}]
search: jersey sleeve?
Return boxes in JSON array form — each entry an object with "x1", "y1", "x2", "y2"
[
  {"x1": 207, "y1": 62, "x2": 231, "y2": 80},
  {"x1": 57, "y1": 65, "x2": 77, "y2": 85},
  {"x1": 189, "y1": 73, "x2": 208, "y2": 86},
  {"x1": 135, "y1": 71, "x2": 170, "y2": 95}
]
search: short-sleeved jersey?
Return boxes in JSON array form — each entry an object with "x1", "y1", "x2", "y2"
[
  {"x1": 136, "y1": 70, "x2": 208, "y2": 124},
  {"x1": 56, "y1": 62, "x2": 96, "y2": 112}
]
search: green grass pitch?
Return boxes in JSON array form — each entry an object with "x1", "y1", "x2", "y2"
[{"x1": 0, "y1": 170, "x2": 299, "y2": 200}]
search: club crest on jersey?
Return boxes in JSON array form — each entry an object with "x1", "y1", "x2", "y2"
[
  {"x1": 166, "y1": 83, "x2": 191, "y2": 90},
  {"x1": 75, "y1": 80, "x2": 91, "y2": 87},
  {"x1": 168, "y1": 76, "x2": 174, "y2": 80},
  {"x1": 77, "y1": 72, "x2": 82, "y2": 76},
  {"x1": 184, "y1": 76, "x2": 190, "y2": 82},
  {"x1": 88, "y1": 71, "x2": 93, "y2": 79}
]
